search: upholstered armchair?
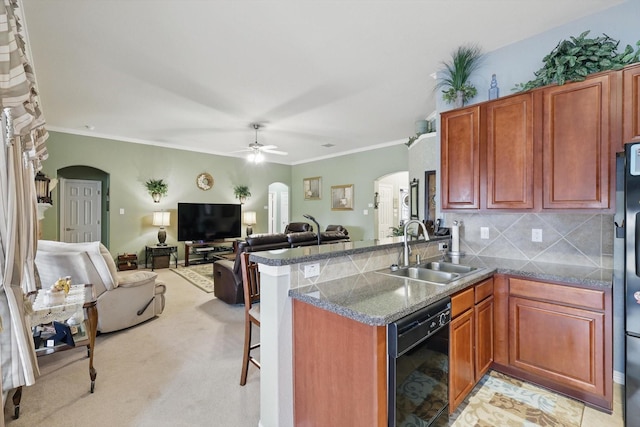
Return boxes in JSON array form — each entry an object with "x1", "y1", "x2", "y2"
[{"x1": 35, "y1": 240, "x2": 166, "y2": 333}]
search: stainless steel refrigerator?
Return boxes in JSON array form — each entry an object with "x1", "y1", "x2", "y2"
[{"x1": 625, "y1": 142, "x2": 640, "y2": 426}]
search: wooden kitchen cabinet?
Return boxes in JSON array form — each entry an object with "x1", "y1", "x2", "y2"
[
  {"x1": 623, "y1": 63, "x2": 640, "y2": 143},
  {"x1": 485, "y1": 92, "x2": 534, "y2": 209},
  {"x1": 292, "y1": 299, "x2": 387, "y2": 427},
  {"x1": 540, "y1": 72, "x2": 616, "y2": 209},
  {"x1": 441, "y1": 105, "x2": 480, "y2": 209},
  {"x1": 449, "y1": 278, "x2": 494, "y2": 413},
  {"x1": 441, "y1": 67, "x2": 628, "y2": 212},
  {"x1": 503, "y1": 277, "x2": 612, "y2": 411}
]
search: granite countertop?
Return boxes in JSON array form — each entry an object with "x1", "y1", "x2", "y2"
[
  {"x1": 288, "y1": 253, "x2": 613, "y2": 326},
  {"x1": 250, "y1": 236, "x2": 613, "y2": 326}
]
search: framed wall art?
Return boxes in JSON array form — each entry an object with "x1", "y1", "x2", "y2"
[
  {"x1": 331, "y1": 184, "x2": 354, "y2": 210},
  {"x1": 303, "y1": 176, "x2": 321, "y2": 200}
]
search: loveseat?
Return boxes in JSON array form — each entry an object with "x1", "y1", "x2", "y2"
[
  {"x1": 213, "y1": 223, "x2": 349, "y2": 304},
  {"x1": 35, "y1": 240, "x2": 167, "y2": 333}
]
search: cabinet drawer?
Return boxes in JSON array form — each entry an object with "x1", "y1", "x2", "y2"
[
  {"x1": 452, "y1": 288, "x2": 474, "y2": 318},
  {"x1": 509, "y1": 277, "x2": 605, "y2": 311},
  {"x1": 474, "y1": 278, "x2": 494, "y2": 304}
]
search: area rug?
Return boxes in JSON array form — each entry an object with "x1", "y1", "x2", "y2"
[
  {"x1": 451, "y1": 370, "x2": 584, "y2": 427},
  {"x1": 171, "y1": 264, "x2": 215, "y2": 293}
]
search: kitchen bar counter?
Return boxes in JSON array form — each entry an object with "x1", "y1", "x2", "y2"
[{"x1": 287, "y1": 253, "x2": 612, "y2": 326}]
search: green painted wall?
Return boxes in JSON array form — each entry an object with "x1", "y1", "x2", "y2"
[
  {"x1": 40, "y1": 132, "x2": 408, "y2": 257},
  {"x1": 40, "y1": 131, "x2": 291, "y2": 260},
  {"x1": 291, "y1": 144, "x2": 408, "y2": 241}
]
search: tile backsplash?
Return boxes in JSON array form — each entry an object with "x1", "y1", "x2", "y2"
[{"x1": 444, "y1": 213, "x2": 614, "y2": 269}]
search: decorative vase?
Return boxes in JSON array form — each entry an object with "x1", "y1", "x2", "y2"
[
  {"x1": 454, "y1": 90, "x2": 465, "y2": 108},
  {"x1": 152, "y1": 192, "x2": 161, "y2": 203}
]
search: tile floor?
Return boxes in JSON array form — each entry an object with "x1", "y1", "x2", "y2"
[{"x1": 580, "y1": 382, "x2": 624, "y2": 427}]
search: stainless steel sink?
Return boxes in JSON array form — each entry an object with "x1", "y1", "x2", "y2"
[
  {"x1": 421, "y1": 261, "x2": 478, "y2": 275},
  {"x1": 376, "y1": 266, "x2": 459, "y2": 284},
  {"x1": 376, "y1": 261, "x2": 481, "y2": 285}
]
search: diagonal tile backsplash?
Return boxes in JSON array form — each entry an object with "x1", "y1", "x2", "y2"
[{"x1": 445, "y1": 213, "x2": 614, "y2": 269}]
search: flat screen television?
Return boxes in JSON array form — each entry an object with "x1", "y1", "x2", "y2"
[{"x1": 177, "y1": 202, "x2": 241, "y2": 242}]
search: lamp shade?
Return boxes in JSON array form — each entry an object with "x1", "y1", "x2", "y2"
[
  {"x1": 152, "y1": 211, "x2": 170, "y2": 227},
  {"x1": 243, "y1": 211, "x2": 256, "y2": 225}
]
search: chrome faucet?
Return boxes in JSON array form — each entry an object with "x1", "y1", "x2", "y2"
[{"x1": 403, "y1": 220, "x2": 429, "y2": 267}]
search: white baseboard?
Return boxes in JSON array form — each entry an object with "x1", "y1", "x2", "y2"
[{"x1": 614, "y1": 369, "x2": 625, "y2": 385}]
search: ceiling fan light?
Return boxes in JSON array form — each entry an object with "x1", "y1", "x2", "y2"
[
  {"x1": 255, "y1": 152, "x2": 264, "y2": 163},
  {"x1": 247, "y1": 153, "x2": 255, "y2": 162}
]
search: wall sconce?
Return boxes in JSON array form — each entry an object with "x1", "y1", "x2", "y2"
[
  {"x1": 35, "y1": 171, "x2": 52, "y2": 204},
  {"x1": 152, "y1": 211, "x2": 170, "y2": 246},
  {"x1": 374, "y1": 192, "x2": 379, "y2": 209},
  {"x1": 243, "y1": 211, "x2": 256, "y2": 236}
]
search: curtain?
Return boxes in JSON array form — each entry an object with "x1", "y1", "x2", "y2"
[{"x1": 0, "y1": 0, "x2": 49, "y2": 419}]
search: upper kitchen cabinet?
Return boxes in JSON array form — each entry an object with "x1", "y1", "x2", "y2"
[
  {"x1": 485, "y1": 93, "x2": 534, "y2": 209},
  {"x1": 441, "y1": 67, "x2": 626, "y2": 212},
  {"x1": 623, "y1": 63, "x2": 640, "y2": 143},
  {"x1": 441, "y1": 105, "x2": 480, "y2": 209},
  {"x1": 540, "y1": 72, "x2": 617, "y2": 209}
]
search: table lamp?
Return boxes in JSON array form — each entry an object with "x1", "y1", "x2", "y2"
[
  {"x1": 243, "y1": 211, "x2": 256, "y2": 236},
  {"x1": 152, "y1": 211, "x2": 170, "y2": 246}
]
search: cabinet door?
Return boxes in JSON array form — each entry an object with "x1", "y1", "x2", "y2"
[
  {"x1": 449, "y1": 308, "x2": 474, "y2": 413},
  {"x1": 474, "y1": 296, "x2": 494, "y2": 380},
  {"x1": 623, "y1": 63, "x2": 640, "y2": 143},
  {"x1": 441, "y1": 106, "x2": 480, "y2": 209},
  {"x1": 509, "y1": 296, "x2": 605, "y2": 397},
  {"x1": 485, "y1": 93, "x2": 534, "y2": 209},
  {"x1": 541, "y1": 74, "x2": 613, "y2": 209}
]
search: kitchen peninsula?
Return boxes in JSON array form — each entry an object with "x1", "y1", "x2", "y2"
[{"x1": 250, "y1": 236, "x2": 613, "y2": 427}]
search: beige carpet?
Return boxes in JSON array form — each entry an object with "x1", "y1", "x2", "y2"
[
  {"x1": 4, "y1": 269, "x2": 260, "y2": 427},
  {"x1": 170, "y1": 263, "x2": 215, "y2": 293}
]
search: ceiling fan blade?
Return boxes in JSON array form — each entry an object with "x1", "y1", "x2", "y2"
[
  {"x1": 259, "y1": 145, "x2": 278, "y2": 151},
  {"x1": 263, "y1": 149, "x2": 288, "y2": 156}
]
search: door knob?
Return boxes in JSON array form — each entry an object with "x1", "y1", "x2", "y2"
[{"x1": 65, "y1": 228, "x2": 75, "y2": 231}]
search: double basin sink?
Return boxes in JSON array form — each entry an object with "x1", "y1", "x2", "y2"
[{"x1": 376, "y1": 261, "x2": 479, "y2": 285}]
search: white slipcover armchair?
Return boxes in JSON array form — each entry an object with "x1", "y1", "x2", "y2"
[{"x1": 35, "y1": 240, "x2": 166, "y2": 333}]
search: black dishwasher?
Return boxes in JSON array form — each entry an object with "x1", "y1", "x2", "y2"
[{"x1": 387, "y1": 297, "x2": 451, "y2": 427}]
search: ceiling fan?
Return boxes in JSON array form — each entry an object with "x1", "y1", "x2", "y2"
[{"x1": 235, "y1": 123, "x2": 288, "y2": 163}]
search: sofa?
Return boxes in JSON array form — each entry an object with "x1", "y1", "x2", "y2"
[
  {"x1": 35, "y1": 240, "x2": 167, "y2": 333},
  {"x1": 213, "y1": 223, "x2": 349, "y2": 304}
]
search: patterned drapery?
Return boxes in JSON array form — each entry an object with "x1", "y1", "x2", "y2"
[{"x1": 0, "y1": 0, "x2": 49, "y2": 419}]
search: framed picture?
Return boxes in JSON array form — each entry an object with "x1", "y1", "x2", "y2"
[
  {"x1": 410, "y1": 178, "x2": 419, "y2": 219},
  {"x1": 331, "y1": 184, "x2": 354, "y2": 210},
  {"x1": 303, "y1": 176, "x2": 321, "y2": 200}
]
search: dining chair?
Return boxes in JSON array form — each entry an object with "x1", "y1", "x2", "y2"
[{"x1": 240, "y1": 252, "x2": 261, "y2": 385}]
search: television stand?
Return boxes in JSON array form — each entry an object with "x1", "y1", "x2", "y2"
[{"x1": 184, "y1": 241, "x2": 235, "y2": 266}]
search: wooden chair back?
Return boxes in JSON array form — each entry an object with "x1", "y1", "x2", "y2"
[{"x1": 240, "y1": 252, "x2": 260, "y2": 311}]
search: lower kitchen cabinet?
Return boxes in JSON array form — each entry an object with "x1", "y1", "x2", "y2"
[
  {"x1": 449, "y1": 278, "x2": 494, "y2": 413},
  {"x1": 292, "y1": 299, "x2": 387, "y2": 427},
  {"x1": 494, "y1": 275, "x2": 613, "y2": 411}
]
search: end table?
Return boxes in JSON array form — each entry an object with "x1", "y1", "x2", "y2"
[{"x1": 145, "y1": 245, "x2": 178, "y2": 270}]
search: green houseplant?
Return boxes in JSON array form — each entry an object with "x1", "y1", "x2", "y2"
[
  {"x1": 435, "y1": 44, "x2": 484, "y2": 108},
  {"x1": 233, "y1": 185, "x2": 251, "y2": 204},
  {"x1": 514, "y1": 31, "x2": 640, "y2": 92},
  {"x1": 145, "y1": 179, "x2": 168, "y2": 203}
]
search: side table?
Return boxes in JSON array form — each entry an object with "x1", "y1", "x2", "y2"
[
  {"x1": 145, "y1": 245, "x2": 178, "y2": 270},
  {"x1": 14, "y1": 284, "x2": 98, "y2": 419}
]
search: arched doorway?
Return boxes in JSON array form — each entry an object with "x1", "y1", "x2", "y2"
[
  {"x1": 267, "y1": 182, "x2": 289, "y2": 234},
  {"x1": 57, "y1": 165, "x2": 110, "y2": 246},
  {"x1": 374, "y1": 171, "x2": 408, "y2": 239}
]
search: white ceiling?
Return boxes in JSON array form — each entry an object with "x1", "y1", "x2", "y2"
[{"x1": 20, "y1": 0, "x2": 620, "y2": 165}]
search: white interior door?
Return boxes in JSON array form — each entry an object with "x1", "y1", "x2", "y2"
[
  {"x1": 377, "y1": 183, "x2": 394, "y2": 239},
  {"x1": 280, "y1": 191, "x2": 289, "y2": 233},
  {"x1": 268, "y1": 192, "x2": 276, "y2": 233},
  {"x1": 59, "y1": 178, "x2": 102, "y2": 242}
]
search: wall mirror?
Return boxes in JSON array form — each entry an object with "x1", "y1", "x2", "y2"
[
  {"x1": 410, "y1": 178, "x2": 419, "y2": 219},
  {"x1": 425, "y1": 170, "x2": 436, "y2": 222}
]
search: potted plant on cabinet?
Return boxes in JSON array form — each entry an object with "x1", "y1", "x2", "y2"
[
  {"x1": 145, "y1": 179, "x2": 168, "y2": 203},
  {"x1": 233, "y1": 185, "x2": 251, "y2": 204},
  {"x1": 435, "y1": 44, "x2": 484, "y2": 108}
]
